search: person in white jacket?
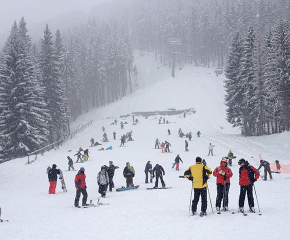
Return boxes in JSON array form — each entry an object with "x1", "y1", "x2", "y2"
[
  {"x1": 208, "y1": 143, "x2": 215, "y2": 156},
  {"x1": 97, "y1": 166, "x2": 109, "y2": 197}
]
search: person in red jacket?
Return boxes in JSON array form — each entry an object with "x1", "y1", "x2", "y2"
[
  {"x1": 213, "y1": 158, "x2": 233, "y2": 212},
  {"x1": 238, "y1": 159, "x2": 260, "y2": 213},
  {"x1": 74, "y1": 167, "x2": 89, "y2": 207}
]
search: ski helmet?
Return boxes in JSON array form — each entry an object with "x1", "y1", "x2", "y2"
[
  {"x1": 101, "y1": 165, "x2": 107, "y2": 170},
  {"x1": 238, "y1": 159, "x2": 246, "y2": 165},
  {"x1": 221, "y1": 158, "x2": 228, "y2": 164},
  {"x1": 52, "y1": 164, "x2": 57, "y2": 168},
  {"x1": 80, "y1": 167, "x2": 85, "y2": 171}
]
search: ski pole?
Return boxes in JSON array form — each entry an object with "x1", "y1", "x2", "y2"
[
  {"x1": 189, "y1": 187, "x2": 193, "y2": 214},
  {"x1": 253, "y1": 185, "x2": 262, "y2": 215},
  {"x1": 207, "y1": 186, "x2": 214, "y2": 213}
]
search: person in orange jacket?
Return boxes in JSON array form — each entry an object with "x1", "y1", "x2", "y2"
[
  {"x1": 213, "y1": 158, "x2": 233, "y2": 212},
  {"x1": 238, "y1": 159, "x2": 260, "y2": 213},
  {"x1": 74, "y1": 167, "x2": 88, "y2": 207}
]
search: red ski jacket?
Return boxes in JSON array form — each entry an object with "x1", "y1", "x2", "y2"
[
  {"x1": 239, "y1": 165, "x2": 260, "y2": 186},
  {"x1": 213, "y1": 165, "x2": 233, "y2": 184},
  {"x1": 75, "y1": 171, "x2": 86, "y2": 189}
]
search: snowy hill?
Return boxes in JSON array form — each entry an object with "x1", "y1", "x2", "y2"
[{"x1": 1, "y1": 53, "x2": 290, "y2": 240}]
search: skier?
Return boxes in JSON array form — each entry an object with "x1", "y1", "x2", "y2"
[
  {"x1": 208, "y1": 143, "x2": 215, "y2": 156},
  {"x1": 128, "y1": 132, "x2": 133, "y2": 141},
  {"x1": 74, "y1": 167, "x2": 88, "y2": 207},
  {"x1": 47, "y1": 164, "x2": 61, "y2": 194},
  {"x1": 174, "y1": 154, "x2": 183, "y2": 171},
  {"x1": 213, "y1": 158, "x2": 233, "y2": 212},
  {"x1": 184, "y1": 157, "x2": 212, "y2": 216},
  {"x1": 238, "y1": 159, "x2": 260, "y2": 213},
  {"x1": 227, "y1": 150, "x2": 234, "y2": 166},
  {"x1": 168, "y1": 129, "x2": 171, "y2": 135},
  {"x1": 155, "y1": 138, "x2": 160, "y2": 149},
  {"x1": 123, "y1": 162, "x2": 135, "y2": 187},
  {"x1": 97, "y1": 166, "x2": 109, "y2": 197},
  {"x1": 120, "y1": 134, "x2": 126, "y2": 146},
  {"x1": 165, "y1": 141, "x2": 171, "y2": 152},
  {"x1": 74, "y1": 150, "x2": 83, "y2": 163},
  {"x1": 102, "y1": 126, "x2": 105, "y2": 132},
  {"x1": 121, "y1": 122, "x2": 124, "y2": 129},
  {"x1": 90, "y1": 138, "x2": 94, "y2": 147},
  {"x1": 188, "y1": 132, "x2": 192, "y2": 141},
  {"x1": 107, "y1": 161, "x2": 119, "y2": 191},
  {"x1": 257, "y1": 159, "x2": 273, "y2": 181},
  {"x1": 83, "y1": 149, "x2": 89, "y2": 162},
  {"x1": 185, "y1": 140, "x2": 189, "y2": 151},
  {"x1": 197, "y1": 131, "x2": 201, "y2": 137},
  {"x1": 113, "y1": 131, "x2": 116, "y2": 140},
  {"x1": 67, "y1": 156, "x2": 74, "y2": 171},
  {"x1": 163, "y1": 118, "x2": 165, "y2": 124},
  {"x1": 144, "y1": 161, "x2": 152, "y2": 183},
  {"x1": 152, "y1": 164, "x2": 166, "y2": 188}
]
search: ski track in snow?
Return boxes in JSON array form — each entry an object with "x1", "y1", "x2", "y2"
[{"x1": 1, "y1": 53, "x2": 290, "y2": 239}]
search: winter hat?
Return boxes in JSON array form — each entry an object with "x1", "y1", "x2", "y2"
[
  {"x1": 101, "y1": 165, "x2": 107, "y2": 170},
  {"x1": 196, "y1": 157, "x2": 202, "y2": 163},
  {"x1": 52, "y1": 164, "x2": 57, "y2": 168},
  {"x1": 238, "y1": 159, "x2": 246, "y2": 165},
  {"x1": 221, "y1": 158, "x2": 228, "y2": 164},
  {"x1": 177, "y1": 154, "x2": 179, "y2": 157},
  {"x1": 80, "y1": 167, "x2": 85, "y2": 171}
]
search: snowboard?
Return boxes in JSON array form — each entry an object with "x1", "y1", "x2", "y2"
[
  {"x1": 116, "y1": 185, "x2": 139, "y2": 192},
  {"x1": 147, "y1": 187, "x2": 172, "y2": 190},
  {"x1": 172, "y1": 163, "x2": 176, "y2": 169},
  {"x1": 59, "y1": 170, "x2": 67, "y2": 192}
]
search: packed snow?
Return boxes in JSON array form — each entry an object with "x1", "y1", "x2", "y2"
[{"x1": 1, "y1": 53, "x2": 290, "y2": 240}]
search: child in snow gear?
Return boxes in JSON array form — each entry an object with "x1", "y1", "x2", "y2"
[
  {"x1": 83, "y1": 149, "x2": 89, "y2": 162},
  {"x1": 227, "y1": 150, "x2": 234, "y2": 166},
  {"x1": 123, "y1": 162, "x2": 135, "y2": 187},
  {"x1": 107, "y1": 161, "x2": 119, "y2": 191},
  {"x1": 208, "y1": 143, "x2": 215, "y2": 156},
  {"x1": 184, "y1": 157, "x2": 212, "y2": 216},
  {"x1": 74, "y1": 151, "x2": 83, "y2": 163},
  {"x1": 144, "y1": 161, "x2": 152, "y2": 183},
  {"x1": 74, "y1": 167, "x2": 88, "y2": 207},
  {"x1": 152, "y1": 164, "x2": 166, "y2": 188},
  {"x1": 275, "y1": 160, "x2": 281, "y2": 171},
  {"x1": 90, "y1": 138, "x2": 94, "y2": 147},
  {"x1": 67, "y1": 156, "x2": 74, "y2": 171},
  {"x1": 185, "y1": 140, "x2": 189, "y2": 151},
  {"x1": 113, "y1": 131, "x2": 116, "y2": 140},
  {"x1": 213, "y1": 158, "x2": 233, "y2": 212},
  {"x1": 155, "y1": 138, "x2": 160, "y2": 148},
  {"x1": 47, "y1": 164, "x2": 61, "y2": 194},
  {"x1": 165, "y1": 141, "x2": 171, "y2": 152},
  {"x1": 257, "y1": 160, "x2": 273, "y2": 180},
  {"x1": 97, "y1": 166, "x2": 109, "y2": 197},
  {"x1": 238, "y1": 159, "x2": 260, "y2": 213},
  {"x1": 197, "y1": 131, "x2": 201, "y2": 137},
  {"x1": 174, "y1": 154, "x2": 183, "y2": 171},
  {"x1": 168, "y1": 129, "x2": 171, "y2": 135}
]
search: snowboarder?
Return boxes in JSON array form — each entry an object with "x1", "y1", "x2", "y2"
[
  {"x1": 90, "y1": 138, "x2": 94, "y2": 147},
  {"x1": 188, "y1": 132, "x2": 192, "y2": 141},
  {"x1": 165, "y1": 141, "x2": 171, "y2": 152},
  {"x1": 113, "y1": 131, "x2": 116, "y2": 140},
  {"x1": 257, "y1": 159, "x2": 273, "y2": 181},
  {"x1": 197, "y1": 131, "x2": 201, "y2": 137},
  {"x1": 238, "y1": 159, "x2": 260, "y2": 213},
  {"x1": 155, "y1": 138, "x2": 160, "y2": 149},
  {"x1": 168, "y1": 129, "x2": 171, "y2": 135},
  {"x1": 83, "y1": 149, "x2": 89, "y2": 162},
  {"x1": 208, "y1": 143, "x2": 215, "y2": 156},
  {"x1": 74, "y1": 167, "x2": 89, "y2": 207},
  {"x1": 120, "y1": 134, "x2": 126, "y2": 146},
  {"x1": 174, "y1": 154, "x2": 183, "y2": 171},
  {"x1": 144, "y1": 161, "x2": 152, "y2": 183},
  {"x1": 152, "y1": 164, "x2": 166, "y2": 188},
  {"x1": 184, "y1": 157, "x2": 212, "y2": 216},
  {"x1": 213, "y1": 158, "x2": 233, "y2": 212},
  {"x1": 97, "y1": 166, "x2": 109, "y2": 197},
  {"x1": 123, "y1": 162, "x2": 135, "y2": 187},
  {"x1": 74, "y1": 151, "x2": 83, "y2": 163},
  {"x1": 107, "y1": 161, "x2": 119, "y2": 191},
  {"x1": 185, "y1": 140, "x2": 189, "y2": 151},
  {"x1": 227, "y1": 150, "x2": 234, "y2": 166},
  {"x1": 47, "y1": 164, "x2": 61, "y2": 194},
  {"x1": 67, "y1": 156, "x2": 74, "y2": 171}
]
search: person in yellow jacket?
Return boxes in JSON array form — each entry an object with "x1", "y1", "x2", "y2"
[{"x1": 184, "y1": 157, "x2": 212, "y2": 216}]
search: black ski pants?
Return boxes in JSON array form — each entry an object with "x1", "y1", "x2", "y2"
[
  {"x1": 155, "y1": 174, "x2": 165, "y2": 188},
  {"x1": 109, "y1": 176, "x2": 114, "y2": 191},
  {"x1": 192, "y1": 187, "x2": 207, "y2": 213},
  {"x1": 216, "y1": 183, "x2": 230, "y2": 208},
  {"x1": 155, "y1": 143, "x2": 160, "y2": 148},
  {"x1": 239, "y1": 184, "x2": 254, "y2": 208},
  {"x1": 75, "y1": 187, "x2": 88, "y2": 207},
  {"x1": 98, "y1": 184, "x2": 108, "y2": 197},
  {"x1": 145, "y1": 171, "x2": 149, "y2": 183}
]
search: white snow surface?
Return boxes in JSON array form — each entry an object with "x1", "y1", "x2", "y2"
[{"x1": 1, "y1": 53, "x2": 290, "y2": 240}]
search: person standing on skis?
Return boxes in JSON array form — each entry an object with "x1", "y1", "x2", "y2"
[
  {"x1": 155, "y1": 138, "x2": 160, "y2": 149},
  {"x1": 213, "y1": 158, "x2": 233, "y2": 212},
  {"x1": 74, "y1": 167, "x2": 88, "y2": 207}
]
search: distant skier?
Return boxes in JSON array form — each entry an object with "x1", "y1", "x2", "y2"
[
  {"x1": 213, "y1": 158, "x2": 233, "y2": 212},
  {"x1": 74, "y1": 151, "x2": 83, "y2": 163},
  {"x1": 121, "y1": 122, "x2": 124, "y2": 129},
  {"x1": 227, "y1": 150, "x2": 234, "y2": 166},
  {"x1": 161, "y1": 142, "x2": 165, "y2": 153},
  {"x1": 67, "y1": 156, "x2": 74, "y2": 171},
  {"x1": 113, "y1": 131, "x2": 116, "y2": 140},
  {"x1": 188, "y1": 132, "x2": 192, "y2": 141},
  {"x1": 90, "y1": 138, "x2": 94, "y2": 147},
  {"x1": 97, "y1": 166, "x2": 109, "y2": 197},
  {"x1": 197, "y1": 131, "x2": 201, "y2": 137},
  {"x1": 123, "y1": 162, "x2": 135, "y2": 187},
  {"x1": 208, "y1": 143, "x2": 215, "y2": 156},
  {"x1": 152, "y1": 164, "x2": 166, "y2": 188},
  {"x1": 155, "y1": 138, "x2": 160, "y2": 149},
  {"x1": 107, "y1": 161, "x2": 119, "y2": 191},
  {"x1": 174, "y1": 154, "x2": 183, "y2": 171},
  {"x1": 257, "y1": 159, "x2": 273, "y2": 181},
  {"x1": 163, "y1": 118, "x2": 165, "y2": 124},
  {"x1": 144, "y1": 161, "x2": 152, "y2": 184},
  {"x1": 83, "y1": 149, "x2": 89, "y2": 162},
  {"x1": 185, "y1": 140, "x2": 189, "y2": 151},
  {"x1": 74, "y1": 167, "x2": 89, "y2": 207},
  {"x1": 114, "y1": 119, "x2": 117, "y2": 125},
  {"x1": 165, "y1": 141, "x2": 171, "y2": 152},
  {"x1": 47, "y1": 164, "x2": 61, "y2": 194},
  {"x1": 102, "y1": 126, "x2": 105, "y2": 132},
  {"x1": 275, "y1": 160, "x2": 281, "y2": 171},
  {"x1": 168, "y1": 129, "x2": 171, "y2": 135},
  {"x1": 103, "y1": 133, "x2": 108, "y2": 142},
  {"x1": 128, "y1": 132, "x2": 133, "y2": 141},
  {"x1": 120, "y1": 134, "x2": 126, "y2": 146}
]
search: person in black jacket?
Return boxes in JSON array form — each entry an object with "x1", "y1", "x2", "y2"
[
  {"x1": 107, "y1": 161, "x2": 119, "y2": 191},
  {"x1": 174, "y1": 154, "x2": 183, "y2": 171},
  {"x1": 257, "y1": 160, "x2": 273, "y2": 180},
  {"x1": 123, "y1": 162, "x2": 135, "y2": 187},
  {"x1": 47, "y1": 164, "x2": 60, "y2": 194},
  {"x1": 152, "y1": 164, "x2": 166, "y2": 188}
]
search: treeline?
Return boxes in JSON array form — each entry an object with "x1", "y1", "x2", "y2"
[{"x1": 0, "y1": 18, "x2": 134, "y2": 159}]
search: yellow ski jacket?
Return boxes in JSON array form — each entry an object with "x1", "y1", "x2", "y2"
[{"x1": 184, "y1": 163, "x2": 212, "y2": 189}]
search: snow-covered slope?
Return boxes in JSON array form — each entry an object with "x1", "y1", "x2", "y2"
[{"x1": 1, "y1": 53, "x2": 290, "y2": 240}]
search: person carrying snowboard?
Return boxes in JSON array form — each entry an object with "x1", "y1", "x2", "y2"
[
  {"x1": 67, "y1": 156, "x2": 75, "y2": 171},
  {"x1": 174, "y1": 154, "x2": 183, "y2": 171},
  {"x1": 155, "y1": 138, "x2": 160, "y2": 149},
  {"x1": 123, "y1": 162, "x2": 135, "y2": 187},
  {"x1": 152, "y1": 164, "x2": 166, "y2": 188},
  {"x1": 144, "y1": 161, "x2": 152, "y2": 183},
  {"x1": 47, "y1": 164, "x2": 61, "y2": 194},
  {"x1": 238, "y1": 159, "x2": 260, "y2": 213},
  {"x1": 74, "y1": 167, "x2": 88, "y2": 207},
  {"x1": 257, "y1": 159, "x2": 273, "y2": 181},
  {"x1": 185, "y1": 140, "x2": 189, "y2": 151},
  {"x1": 74, "y1": 150, "x2": 83, "y2": 163},
  {"x1": 97, "y1": 166, "x2": 109, "y2": 197},
  {"x1": 227, "y1": 150, "x2": 234, "y2": 166},
  {"x1": 83, "y1": 149, "x2": 89, "y2": 162},
  {"x1": 184, "y1": 157, "x2": 212, "y2": 216},
  {"x1": 208, "y1": 143, "x2": 215, "y2": 156},
  {"x1": 107, "y1": 161, "x2": 119, "y2": 191},
  {"x1": 213, "y1": 158, "x2": 233, "y2": 212}
]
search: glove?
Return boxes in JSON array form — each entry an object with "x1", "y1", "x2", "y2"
[
  {"x1": 188, "y1": 176, "x2": 193, "y2": 181},
  {"x1": 219, "y1": 170, "x2": 223, "y2": 174},
  {"x1": 76, "y1": 187, "x2": 79, "y2": 190},
  {"x1": 222, "y1": 172, "x2": 226, "y2": 176}
]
